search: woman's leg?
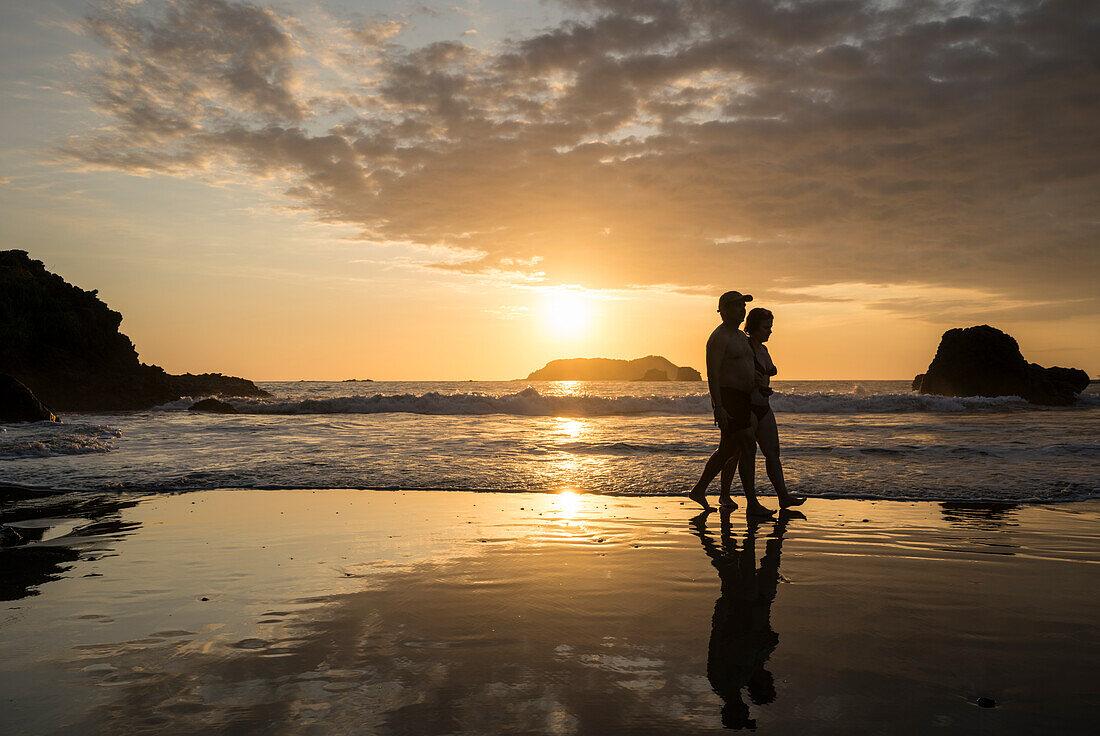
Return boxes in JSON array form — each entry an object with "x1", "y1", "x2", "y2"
[
  {"x1": 756, "y1": 410, "x2": 804, "y2": 507},
  {"x1": 755, "y1": 410, "x2": 785, "y2": 495},
  {"x1": 738, "y1": 414, "x2": 771, "y2": 515}
]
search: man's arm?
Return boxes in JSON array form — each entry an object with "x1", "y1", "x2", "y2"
[{"x1": 705, "y1": 330, "x2": 729, "y2": 428}]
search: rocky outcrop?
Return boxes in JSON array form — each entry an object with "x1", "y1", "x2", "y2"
[
  {"x1": 171, "y1": 373, "x2": 265, "y2": 399},
  {"x1": 0, "y1": 250, "x2": 269, "y2": 411},
  {"x1": 913, "y1": 325, "x2": 1089, "y2": 406},
  {"x1": 676, "y1": 366, "x2": 703, "y2": 381},
  {"x1": 189, "y1": 398, "x2": 239, "y2": 414},
  {"x1": 526, "y1": 355, "x2": 700, "y2": 381},
  {"x1": 0, "y1": 374, "x2": 59, "y2": 423},
  {"x1": 638, "y1": 368, "x2": 670, "y2": 381}
]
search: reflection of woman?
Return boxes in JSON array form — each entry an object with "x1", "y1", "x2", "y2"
[
  {"x1": 690, "y1": 509, "x2": 798, "y2": 729},
  {"x1": 721, "y1": 308, "x2": 805, "y2": 509}
]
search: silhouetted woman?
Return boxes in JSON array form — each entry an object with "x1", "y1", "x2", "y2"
[{"x1": 721, "y1": 308, "x2": 804, "y2": 509}]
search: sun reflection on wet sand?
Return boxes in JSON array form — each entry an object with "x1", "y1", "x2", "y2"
[
  {"x1": 3, "y1": 492, "x2": 1099, "y2": 735},
  {"x1": 556, "y1": 490, "x2": 582, "y2": 520}
]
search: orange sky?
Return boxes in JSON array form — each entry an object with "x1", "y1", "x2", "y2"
[{"x1": 2, "y1": 0, "x2": 1096, "y2": 380}]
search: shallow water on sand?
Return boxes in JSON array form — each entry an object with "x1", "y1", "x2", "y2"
[
  {"x1": 2, "y1": 491, "x2": 1098, "y2": 734},
  {"x1": 2, "y1": 381, "x2": 1098, "y2": 502}
]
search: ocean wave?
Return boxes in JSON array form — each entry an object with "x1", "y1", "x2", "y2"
[
  {"x1": 555, "y1": 440, "x2": 704, "y2": 456},
  {"x1": 165, "y1": 388, "x2": 710, "y2": 416},
  {"x1": 0, "y1": 424, "x2": 121, "y2": 460},
  {"x1": 769, "y1": 392, "x2": 1031, "y2": 413},
  {"x1": 1076, "y1": 392, "x2": 1100, "y2": 407},
  {"x1": 787, "y1": 443, "x2": 1100, "y2": 459},
  {"x1": 149, "y1": 387, "x2": 1084, "y2": 416}
]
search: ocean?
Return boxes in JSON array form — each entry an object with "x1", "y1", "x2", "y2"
[{"x1": 2, "y1": 380, "x2": 1098, "y2": 503}]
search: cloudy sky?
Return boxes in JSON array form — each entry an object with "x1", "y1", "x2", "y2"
[{"x1": 2, "y1": 0, "x2": 1097, "y2": 379}]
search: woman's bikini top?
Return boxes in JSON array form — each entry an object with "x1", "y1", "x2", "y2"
[{"x1": 751, "y1": 343, "x2": 778, "y2": 377}]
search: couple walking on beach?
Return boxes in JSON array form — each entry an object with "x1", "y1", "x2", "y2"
[{"x1": 688, "y1": 290, "x2": 804, "y2": 515}]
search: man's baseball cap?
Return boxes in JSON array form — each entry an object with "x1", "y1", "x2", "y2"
[{"x1": 717, "y1": 291, "x2": 753, "y2": 312}]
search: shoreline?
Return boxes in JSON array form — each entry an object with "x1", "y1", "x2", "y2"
[
  {"x1": 3, "y1": 490, "x2": 1099, "y2": 734},
  {"x1": 2, "y1": 482, "x2": 1094, "y2": 506}
]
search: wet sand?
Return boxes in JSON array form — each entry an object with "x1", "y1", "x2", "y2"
[{"x1": 2, "y1": 490, "x2": 1098, "y2": 734}]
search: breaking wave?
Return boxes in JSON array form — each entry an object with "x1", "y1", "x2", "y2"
[
  {"x1": 0, "y1": 423, "x2": 121, "y2": 460},
  {"x1": 153, "y1": 387, "x2": 1075, "y2": 416}
]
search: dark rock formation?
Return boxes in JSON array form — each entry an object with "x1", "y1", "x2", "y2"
[
  {"x1": 189, "y1": 398, "x2": 239, "y2": 414},
  {"x1": 0, "y1": 374, "x2": 59, "y2": 423},
  {"x1": 0, "y1": 525, "x2": 24, "y2": 546},
  {"x1": 0, "y1": 545, "x2": 81, "y2": 601},
  {"x1": 0, "y1": 250, "x2": 269, "y2": 411},
  {"x1": 0, "y1": 489, "x2": 142, "y2": 601},
  {"x1": 171, "y1": 373, "x2": 265, "y2": 398},
  {"x1": 638, "y1": 368, "x2": 670, "y2": 381},
  {"x1": 914, "y1": 325, "x2": 1089, "y2": 406},
  {"x1": 676, "y1": 366, "x2": 703, "y2": 381},
  {"x1": 526, "y1": 355, "x2": 700, "y2": 381}
]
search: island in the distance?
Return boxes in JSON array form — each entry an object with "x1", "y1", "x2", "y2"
[{"x1": 525, "y1": 356, "x2": 701, "y2": 382}]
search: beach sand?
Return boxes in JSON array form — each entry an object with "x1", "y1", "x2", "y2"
[{"x1": 2, "y1": 489, "x2": 1098, "y2": 734}]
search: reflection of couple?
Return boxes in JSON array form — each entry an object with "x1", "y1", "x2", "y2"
[
  {"x1": 691, "y1": 508, "x2": 800, "y2": 730},
  {"x1": 688, "y1": 290, "x2": 804, "y2": 514}
]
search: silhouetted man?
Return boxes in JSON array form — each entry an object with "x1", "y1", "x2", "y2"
[{"x1": 688, "y1": 291, "x2": 772, "y2": 515}]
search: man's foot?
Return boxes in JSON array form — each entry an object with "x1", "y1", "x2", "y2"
[
  {"x1": 687, "y1": 489, "x2": 715, "y2": 511},
  {"x1": 718, "y1": 496, "x2": 739, "y2": 510},
  {"x1": 779, "y1": 495, "x2": 806, "y2": 509},
  {"x1": 746, "y1": 502, "x2": 775, "y2": 518}
]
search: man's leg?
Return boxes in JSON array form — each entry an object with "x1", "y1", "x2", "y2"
[
  {"x1": 689, "y1": 433, "x2": 738, "y2": 510},
  {"x1": 732, "y1": 439, "x2": 754, "y2": 506},
  {"x1": 718, "y1": 456, "x2": 739, "y2": 509}
]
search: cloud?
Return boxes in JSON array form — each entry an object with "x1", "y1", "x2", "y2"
[
  {"x1": 59, "y1": 0, "x2": 1100, "y2": 316},
  {"x1": 349, "y1": 20, "x2": 405, "y2": 45}
]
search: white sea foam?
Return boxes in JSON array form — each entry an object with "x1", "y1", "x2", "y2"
[
  {"x1": 769, "y1": 391, "x2": 1031, "y2": 413},
  {"x1": 174, "y1": 387, "x2": 1050, "y2": 416},
  {"x1": 152, "y1": 396, "x2": 203, "y2": 411},
  {"x1": 0, "y1": 423, "x2": 121, "y2": 460}
]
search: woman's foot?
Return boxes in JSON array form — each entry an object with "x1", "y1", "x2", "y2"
[
  {"x1": 687, "y1": 489, "x2": 715, "y2": 511},
  {"x1": 779, "y1": 494, "x2": 806, "y2": 509},
  {"x1": 718, "y1": 495, "x2": 739, "y2": 510}
]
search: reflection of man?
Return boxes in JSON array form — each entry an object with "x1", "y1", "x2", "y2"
[
  {"x1": 690, "y1": 508, "x2": 799, "y2": 730},
  {"x1": 688, "y1": 291, "x2": 771, "y2": 515}
]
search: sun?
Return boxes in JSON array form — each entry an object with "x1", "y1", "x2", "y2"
[{"x1": 542, "y1": 289, "x2": 591, "y2": 338}]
